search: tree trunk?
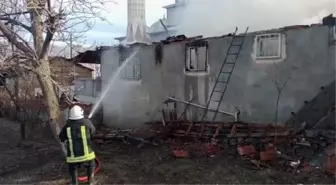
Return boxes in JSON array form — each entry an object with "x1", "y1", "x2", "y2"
[
  {"x1": 0, "y1": 0, "x2": 68, "y2": 156},
  {"x1": 36, "y1": 59, "x2": 67, "y2": 156},
  {"x1": 29, "y1": 0, "x2": 66, "y2": 156},
  {"x1": 274, "y1": 91, "x2": 281, "y2": 142}
]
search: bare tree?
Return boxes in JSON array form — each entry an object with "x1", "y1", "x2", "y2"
[
  {"x1": 266, "y1": 61, "x2": 292, "y2": 141},
  {"x1": 0, "y1": 0, "x2": 111, "y2": 155},
  {"x1": 0, "y1": 71, "x2": 46, "y2": 140}
]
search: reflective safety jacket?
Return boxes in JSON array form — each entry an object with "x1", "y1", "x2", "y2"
[{"x1": 59, "y1": 118, "x2": 96, "y2": 163}]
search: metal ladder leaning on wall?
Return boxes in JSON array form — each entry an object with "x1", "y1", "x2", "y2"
[
  {"x1": 183, "y1": 27, "x2": 249, "y2": 136},
  {"x1": 180, "y1": 27, "x2": 249, "y2": 122},
  {"x1": 200, "y1": 27, "x2": 249, "y2": 122}
]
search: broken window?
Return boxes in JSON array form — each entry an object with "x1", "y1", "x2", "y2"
[
  {"x1": 256, "y1": 33, "x2": 282, "y2": 59},
  {"x1": 122, "y1": 58, "x2": 141, "y2": 80},
  {"x1": 118, "y1": 44, "x2": 127, "y2": 65},
  {"x1": 185, "y1": 41, "x2": 208, "y2": 72}
]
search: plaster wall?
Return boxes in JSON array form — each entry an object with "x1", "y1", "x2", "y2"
[{"x1": 101, "y1": 25, "x2": 335, "y2": 128}]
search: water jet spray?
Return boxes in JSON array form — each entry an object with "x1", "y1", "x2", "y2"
[{"x1": 88, "y1": 48, "x2": 140, "y2": 119}]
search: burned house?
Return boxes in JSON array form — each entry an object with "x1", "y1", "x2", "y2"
[{"x1": 100, "y1": 23, "x2": 336, "y2": 128}]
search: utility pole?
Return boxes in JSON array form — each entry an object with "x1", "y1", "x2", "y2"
[
  {"x1": 70, "y1": 33, "x2": 75, "y2": 99},
  {"x1": 70, "y1": 33, "x2": 75, "y2": 81},
  {"x1": 70, "y1": 33, "x2": 73, "y2": 58}
]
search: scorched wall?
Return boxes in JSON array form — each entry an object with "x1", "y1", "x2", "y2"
[{"x1": 101, "y1": 25, "x2": 335, "y2": 128}]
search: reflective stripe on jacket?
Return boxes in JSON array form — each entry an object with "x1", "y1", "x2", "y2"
[
  {"x1": 59, "y1": 119, "x2": 96, "y2": 163},
  {"x1": 66, "y1": 125, "x2": 95, "y2": 163}
]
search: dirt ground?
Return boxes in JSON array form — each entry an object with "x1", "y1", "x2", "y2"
[{"x1": 0, "y1": 118, "x2": 335, "y2": 184}]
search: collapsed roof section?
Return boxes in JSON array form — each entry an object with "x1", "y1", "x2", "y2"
[{"x1": 72, "y1": 46, "x2": 111, "y2": 64}]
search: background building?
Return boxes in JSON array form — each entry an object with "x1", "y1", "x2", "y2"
[
  {"x1": 116, "y1": 0, "x2": 189, "y2": 43},
  {"x1": 121, "y1": 0, "x2": 152, "y2": 45}
]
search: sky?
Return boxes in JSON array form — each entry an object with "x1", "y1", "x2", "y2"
[
  {"x1": 79, "y1": 0, "x2": 336, "y2": 46},
  {"x1": 178, "y1": 0, "x2": 336, "y2": 37},
  {"x1": 83, "y1": 0, "x2": 175, "y2": 46}
]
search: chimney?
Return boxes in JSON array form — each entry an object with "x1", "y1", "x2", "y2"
[{"x1": 122, "y1": 0, "x2": 152, "y2": 45}]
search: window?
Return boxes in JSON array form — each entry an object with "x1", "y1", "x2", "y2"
[
  {"x1": 256, "y1": 33, "x2": 282, "y2": 59},
  {"x1": 118, "y1": 44, "x2": 129, "y2": 66},
  {"x1": 117, "y1": 45, "x2": 140, "y2": 80},
  {"x1": 332, "y1": 26, "x2": 336, "y2": 40},
  {"x1": 122, "y1": 58, "x2": 141, "y2": 80},
  {"x1": 185, "y1": 41, "x2": 208, "y2": 72},
  {"x1": 95, "y1": 79, "x2": 102, "y2": 93}
]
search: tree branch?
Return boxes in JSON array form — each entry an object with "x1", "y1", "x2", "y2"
[
  {"x1": 0, "y1": 17, "x2": 32, "y2": 33},
  {"x1": 39, "y1": 0, "x2": 63, "y2": 59},
  {"x1": 0, "y1": 11, "x2": 30, "y2": 17},
  {"x1": 279, "y1": 75, "x2": 291, "y2": 92},
  {"x1": 39, "y1": 16, "x2": 55, "y2": 59},
  {"x1": 0, "y1": 21, "x2": 35, "y2": 58}
]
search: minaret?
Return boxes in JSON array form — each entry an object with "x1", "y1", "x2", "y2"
[{"x1": 122, "y1": 0, "x2": 152, "y2": 45}]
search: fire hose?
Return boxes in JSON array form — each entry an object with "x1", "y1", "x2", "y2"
[{"x1": 78, "y1": 157, "x2": 101, "y2": 183}]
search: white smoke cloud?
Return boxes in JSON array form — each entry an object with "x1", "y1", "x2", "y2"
[{"x1": 177, "y1": 0, "x2": 336, "y2": 37}]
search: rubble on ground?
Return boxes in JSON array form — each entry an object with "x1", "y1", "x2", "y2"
[{"x1": 92, "y1": 119, "x2": 336, "y2": 177}]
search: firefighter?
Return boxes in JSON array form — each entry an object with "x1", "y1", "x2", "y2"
[{"x1": 59, "y1": 105, "x2": 96, "y2": 185}]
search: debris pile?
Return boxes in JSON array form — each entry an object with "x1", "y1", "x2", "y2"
[
  {"x1": 92, "y1": 119, "x2": 335, "y2": 176},
  {"x1": 149, "y1": 121, "x2": 289, "y2": 162}
]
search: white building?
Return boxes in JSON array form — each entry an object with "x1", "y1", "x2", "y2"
[
  {"x1": 116, "y1": 0, "x2": 189, "y2": 43},
  {"x1": 122, "y1": 0, "x2": 152, "y2": 45}
]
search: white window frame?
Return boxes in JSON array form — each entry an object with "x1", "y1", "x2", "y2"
[
  {"x1": 185, "y1": 41, "x2": 208, "y2": 72},
  {"x1": 256, "y1": 33, "x2": 282, "y2": 59},
  {"x1": 332, "y1": 26, "x2": 336, "y2": 40}
]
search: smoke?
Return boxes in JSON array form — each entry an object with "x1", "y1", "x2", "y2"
[{"x1": 177, "y1": 0, "x2": 336, "y2": 37}]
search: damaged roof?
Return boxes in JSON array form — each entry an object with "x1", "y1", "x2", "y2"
[
  {"x1": 160, "y1": 14, "x2": 335, "y2": 44},
  {"x1": 72, "y1": 46, "x2": 110, "y2": 64},
  {"x1": 49, "y1": 56, "x2": 94, "y2": 71}
]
